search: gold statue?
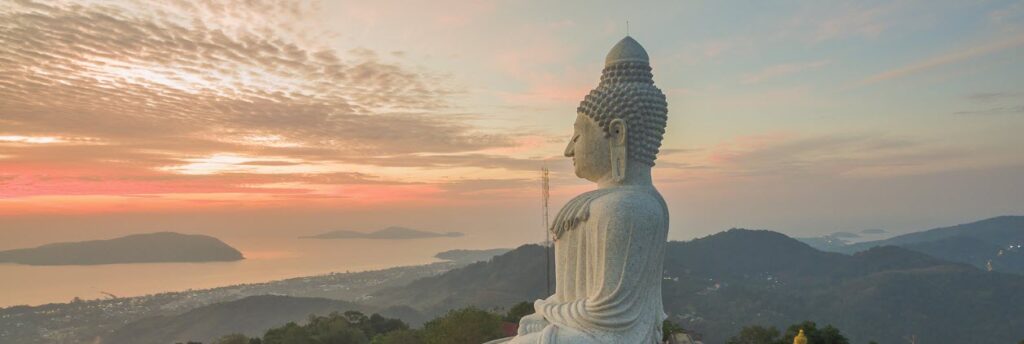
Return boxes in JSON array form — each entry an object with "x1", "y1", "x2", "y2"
[{"x1": 793, "y1": 329, "x2": 808, "y2": 344}]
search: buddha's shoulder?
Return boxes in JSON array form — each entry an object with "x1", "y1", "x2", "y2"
[{"x1": 589, "y1": 187, "x2": 666, "y2": 216}]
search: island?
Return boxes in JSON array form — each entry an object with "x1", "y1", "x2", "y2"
[
  {"x1": 301, "y1": 226, "x2": 463, "y2": 240},
  {"x1": 0, "y1": 232, "x2": 244, "y2": 266}
]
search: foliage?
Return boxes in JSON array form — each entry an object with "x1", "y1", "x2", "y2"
[
  {"x1": 212, "y1": 334, "x2": 250, "y2": 344},
  {"x1": 726, "y1": 325, "x2": 781, "y2": 344},
  {"x1": 254, "y1": 311, "x2": 408, "y2": 344},
  {"x1": 781, "y1": 321, "x2": 849, "y2": 344},
  {"x1": 662, "y1": 319, "x2": 687, "y2": 342},
  {"x1": 504, "y1": 301, "x2": 535, "y2": 322},
  {"x1": 205, "y1": 307, "x2": 507, "y2": 344},
  {"x1": 726, "y1": 321, "x2": 849, "y2": 344},
  {"x1": 419, "y1": 307, "x2": 503, "y2": 344},
  {"x1": 370, "y1": 330, "x2": 423, "y2": 344}
]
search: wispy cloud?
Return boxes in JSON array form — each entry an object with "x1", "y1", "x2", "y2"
[
  {"x1": 953, "y1": 105, "x2": 1024, "y2": 116},
  {"x1": 696, "y1": 133, "x2": 974, "y2": 179},
  {"x1": 0, "y1": 0, "x2": 543, "y2": 207},
  {"x1": 859, "y1": 34, "x2": 1024, "y2": 85},
  {"x1": 0, "y1": 0, "x2": 508, "y2": 157},
  {"x1": 811, "y1": 3, "x2": 892, "y2": 42},
  {"x1": 990, "y1": 2, "x2": 1024, "y2": 29},
  {"x1": 967, "y1": 91, "x2": 1024, "y2": 102},
  {"x1": 740, "y1": 60, "x2": 832, "y2": 85}
]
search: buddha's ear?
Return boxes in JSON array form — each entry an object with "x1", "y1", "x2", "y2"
[{"x1": 609, "y1": 119, "x2": 627, "y2": 182}]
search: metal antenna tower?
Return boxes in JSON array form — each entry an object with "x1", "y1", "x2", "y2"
[{"x1": 541, "y1": 166, "x2": 551, "y2": 295}]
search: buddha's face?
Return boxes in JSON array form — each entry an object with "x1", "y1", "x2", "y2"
[{"x1": 565, "y1": 112, "x2": 612, "y2": 183}]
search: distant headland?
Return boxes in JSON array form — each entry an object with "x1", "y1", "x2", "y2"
[
  {"x1": 301, "y1": 226, "x2": 464, "y2": 240},
  {"x1": 0, "y1": 232, "x2": 244, "y2": 266}
]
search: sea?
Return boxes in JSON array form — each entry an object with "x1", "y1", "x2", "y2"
[{"x1": 0, "y1": 230, "x2": 501, "y2": 308}]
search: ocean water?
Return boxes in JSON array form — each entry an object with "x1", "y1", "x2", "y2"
[{"x1": 0, "y1": 231, "x2": 491, "y2": 308}]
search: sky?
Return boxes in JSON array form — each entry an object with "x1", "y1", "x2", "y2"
[{"x1": 1, "y1": 0, "x2": 1023, "y2": 248}]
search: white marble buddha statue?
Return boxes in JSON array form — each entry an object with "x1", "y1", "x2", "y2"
[{"x1": 497, "y1": 36, "x2": 671, "y2": 344}]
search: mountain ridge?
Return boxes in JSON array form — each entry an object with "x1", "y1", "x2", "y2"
[
  {"x1": 802, "y1": 216, "x2": 1024, "y2": 274},
  {"x1": 0, "y1": 232, "x2": 243, "y2": 266},
  {"x1": 368, "y1": 227, "x2": 1024, "y2": 343}
]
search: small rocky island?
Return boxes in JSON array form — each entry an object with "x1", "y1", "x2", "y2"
[
  {"x1": 302, "y1": 226, "x2": 463, "y2": 240},
  {"x1": 0, "y1": 232, "x2": 244, "y2": 265}
]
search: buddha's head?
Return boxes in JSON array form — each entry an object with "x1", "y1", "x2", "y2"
[{"x1": 564, "y1": 36, "x2": 668, "y2": 185}]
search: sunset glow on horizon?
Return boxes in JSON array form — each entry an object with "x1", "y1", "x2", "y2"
[{"x1": 2, "y1": 0, "x2": 1023, "y2": 244}]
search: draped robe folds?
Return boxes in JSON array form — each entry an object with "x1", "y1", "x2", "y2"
[{"x1": 516, "y1": 186, "x2": 669, "y2": 344}]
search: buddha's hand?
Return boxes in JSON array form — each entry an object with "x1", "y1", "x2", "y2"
[{"x1": 517, "y1": 313, "x2": 549, "y2": 336}]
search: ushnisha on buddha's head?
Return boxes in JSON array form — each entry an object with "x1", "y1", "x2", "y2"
[{"x1": 564, "y1": 36, "x2": 668, "y2": 187}]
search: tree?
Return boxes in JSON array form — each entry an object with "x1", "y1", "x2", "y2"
[
  {"x1": 726, "y1": 325, "x2": 781, "y2": 344},
  {"x1": 781, "y1": 321, "x2": 849, "y2": 344},
  {"x1": 662, "y1": 319, "x2": 686, "y2": 342},
  {"x1": 371, "y1": 329, "x2": 424, "y2": 344},
  {"x1": 365, "y1": 313, "x2": 408, "y2": 338},
  {"x1": 420, "y1": 307, "x2": 503, "y2": 344},
  {"x1": 504, "y1": 301, "x2": 535, "y2": 322},
  {"x1": 315, "y1": 327, "x2": 367, "y2": 344},
  {"x1": 297, "y1": 312, "x2": 369, "y2": 344},
  {"x1": 343, "y1": 311, "x2": 370, "y2": 325},
  {"x1": 262, "y1": 322, "x2": 314, "y2": 344},
  {"x1": 816, "y1": 325, "x2": 848, "y2": 344},
  {"x1": 213, "y1": 333, "x2": 250, "y2": 344}
]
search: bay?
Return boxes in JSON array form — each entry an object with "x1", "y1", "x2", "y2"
[{"x1": 0, "y1": 230, "x2": 489, "y2": 308}]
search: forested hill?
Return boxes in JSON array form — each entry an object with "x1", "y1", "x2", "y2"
[
  {"x1": 369, "y1": 229, "x2": 1024, "y2": 344},
  {"x1": 369, "y1": 244, "x2": 554, "y2": 320},
  {"x1": 823, "y1": 216, "x2": 1024, "y2": 274},
  {"x1": 0, "y1": 232, "x2": 243, "y2": 265},
  {"x1": 838, "y1": 216, "x2": 1024, "y2": 253}
]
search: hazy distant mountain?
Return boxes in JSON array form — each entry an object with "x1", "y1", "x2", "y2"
[
  {"x1": 0, "y1": 232, "x2": 243, "y2": 265},
  {"x1": 839, "y1": 216, "x2": 1024, "y2": 251},
  {"x1": 812, "y1": 216, "x2": 1024, "y2": 274},
  {"x1": 795, "y1": 234, "x2": 853, "y2": 251},
  {"x1": 796, "y1": 229, "x2": 888, "y2": 251},
  {"x1": 302, "y1": 226, "x2": 463, "y2": 239},
  {"x1": 434, "y1": 248, "x2": 511, "y2": 264},
  {"x1": 105, "y1": 295, "x2": 370, "y2": 344},
  {"x1": 369, "y1": 229, "x2": 1024, "y2": 343}
]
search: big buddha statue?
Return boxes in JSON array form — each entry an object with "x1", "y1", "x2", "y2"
[{"x1": 493, "y1": 36, "x2": 671, "y2": 344}]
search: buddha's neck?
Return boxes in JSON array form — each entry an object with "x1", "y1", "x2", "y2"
[{"x1": 597, "y1": 161, "x2": 653, "y2": 189}]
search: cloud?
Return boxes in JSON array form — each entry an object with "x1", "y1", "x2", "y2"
[
  {"x1": 698, "y1": 133, "x2": 970, "y2": 179},
  {"x1": 740, "y1": 60, "x2": 832, "y2": 85},
  {"x1": 811, "y1": 3, "x2": 891, "y2": 42},
  {"x1": 0, "y1": 0, "x2": 554, "y2": 208},
  {"x1": 990, "y1": 2, "x2": 1024, "y2": 29},
  {"x1": 0, "y1": 0, "x2": 512, "y2": 162},
  {"x1": 967, "y1": 91, "x2": 1024, "y2": 103},
  {"x1": 953, "y1": 105, "x2": 1024, "y2": 116},
  {"x1": 859, "y1": 34, "x2": 1024, "y2": 85}
]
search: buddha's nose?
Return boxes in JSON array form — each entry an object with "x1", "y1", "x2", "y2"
[{"x1": 564, "y1": 139, "x2": 574, "y2": 157}]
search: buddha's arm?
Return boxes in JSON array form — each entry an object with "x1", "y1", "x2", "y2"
[{"x1": 535, "y1": 193, "x2": 665, "y2": 331}]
